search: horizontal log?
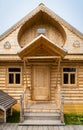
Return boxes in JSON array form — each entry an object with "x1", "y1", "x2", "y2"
[
  {"x1": 0, "y1": 81, "x2": 5, "y2": 84},
  {"x1": 62, "y1": 90, "x2": 83, "y2": 93},
  {"x1": 24, "y1": 56, "x2": 61, "y2": 60},
  {"x1": 64, "y1": 101, "x2": 83, "y2": 104}
]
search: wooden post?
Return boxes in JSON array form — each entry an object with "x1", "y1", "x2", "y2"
[
  {"x1": 20, "y1": 95, "x2": 23, "y2": 122},
  {"x1": 61, "y1": 94, "x2": 64, "y2": 123},
  {"x1": 4, "y1": 110, "x2": 6, "y2": 123},
  {"x1": 23, "y1": 58, "x2": 28, "y2": 108},
  {"x1": 55, "y1": 58, "x2": 61, "y2": 113},
  {"x1": 56, "y1": 58, "x2": 61, "y2": 87},
  {"x1": 10, "y1": 108, "x2": 12, "y2": 116},
  {"x1": 55, "y1": 58, "x2": 64, "y2": 123},
  {"x1": 24, "y1": 59, "x2": 28, "y2": 88}
]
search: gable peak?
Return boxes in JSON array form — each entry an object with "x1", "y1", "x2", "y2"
[
  {"x1": 39, "y1": 3, "x2": 45, "y2": 7},
  {"x1": 0, "y1": 3, "x2": 83, "y2": 41}
]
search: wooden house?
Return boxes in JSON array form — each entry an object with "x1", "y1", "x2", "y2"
[{"x1": 0, "y1": 3, "x2": 83, "y2": 125}]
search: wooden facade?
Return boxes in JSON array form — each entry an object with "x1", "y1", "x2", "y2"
[{"x1": 0, "y1": 3, "x2": 83, "y2": 124}]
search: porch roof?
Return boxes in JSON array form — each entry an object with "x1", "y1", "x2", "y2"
[
  {"x1": 64, "y1": 54, "x2": 83, "y2": 60},
  {"x1": 18, "y1": 34, "x2": 67, "y2": 59},
  {"x1": 0, "y1": 55, "x2": 21, "y2": 61},
  {"x1": 0, "y1": 90, "x2": 17, "y2": 111}
]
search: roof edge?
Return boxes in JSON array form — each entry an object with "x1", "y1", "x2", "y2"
[
  {"x1": 18, "y1": 34, "x2": 67, "y2": 58},
  {"x1": 0, "y1": 3, "x2": 83, "y2": 41}
]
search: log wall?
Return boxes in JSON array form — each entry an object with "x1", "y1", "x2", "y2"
[
  {"x1": 0, "y1": 63, "x2": 24, "y2": 102},
  {"x1": 61, "y1": 63, "x2": 83, "y2": 113},
  {"x1": 19, "y1": 24, "x2": 64, "y2": 47},
  {"x1": 0, "y1": 63, "x2": 83, "y2": 113},
  {"x1": 50, "y1": 65, "x2": 61, "y2": 104}
]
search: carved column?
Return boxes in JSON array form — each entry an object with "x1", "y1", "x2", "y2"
[{"x1": 55, "y1": 57, "x2": 61, "y2": 108}]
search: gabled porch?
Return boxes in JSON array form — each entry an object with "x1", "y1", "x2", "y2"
[{"x1": 18, "y1": 35, "x2": 67, "y2": 125}]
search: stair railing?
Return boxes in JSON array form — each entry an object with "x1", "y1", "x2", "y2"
[
  {"x1": 56, "y1": 84, "x2": 64, "y2": 123},
  {"x1": 20, "y1": 85, "x2": 26, "y2": 122},
  {"x1": 60, "y1": 93, "x2": 64, "y2": 123}
]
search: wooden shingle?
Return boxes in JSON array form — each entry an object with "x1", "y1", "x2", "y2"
[{"x1": 0, "y1": 90, "x2": 17, "y2": 111}]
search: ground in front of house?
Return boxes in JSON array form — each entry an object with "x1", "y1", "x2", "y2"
[{"x1": 0, "y1": 123, "x2": 83, "y2": 130}]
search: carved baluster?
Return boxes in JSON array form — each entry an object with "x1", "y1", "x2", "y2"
[
  {"x1": 20, "y1": 95, "x2": 23, "y2": 122},
  {"x1": 61, "y1": 94, "x2": 64, "y2": 123}
]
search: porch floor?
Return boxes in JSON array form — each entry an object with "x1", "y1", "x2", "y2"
[{"x1": 25, "y1": 103, "x2": 60, "y2": 112}]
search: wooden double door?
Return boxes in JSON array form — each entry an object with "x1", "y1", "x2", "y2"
[{"x1": 32, "y1": 65, "x2": 50, "y2": 101}]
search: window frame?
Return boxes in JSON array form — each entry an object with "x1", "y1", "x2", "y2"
[
  {"x1": 62, "y1": 67, "x2": 77, "y2": 86},
  {"x1": 7, "y1": 67, "x2": 22, "y2": 86}
]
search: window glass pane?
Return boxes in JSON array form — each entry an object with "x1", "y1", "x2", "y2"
[
  {"x1": 63, "y1": 68, "x2": 70, "y2": 72},
  {"x1": 70, "y1": 74, "x2": 75, "y2": 84},
  {"x1": 16, "y1": 74, "x2": 20, "y2": 84},
  {"x1": 8, "y1": 68, "x2": 21, "y2": 72},
  {"x1": 70, "y1": 68, "x2": 76, "y2": 72},
  {"x1": 63, "y1": 68, "x2": 76, "y2": 72},
  {"x1": 37, "y1": 28, "x2": 46, "y2": 34},
  {"x1": 64, "y1": 73, "x2": 68, "y2": 84},
  {"x1": 9, "y1": 74, "x2": 14, "y2": 84}
]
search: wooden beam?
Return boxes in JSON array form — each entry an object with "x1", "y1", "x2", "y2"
[
  {"x1": 20, "y1": 95, "x2": 23, "y2": 122},
  {"x1": 4, "y1": 110, "x2": 6, "y2": 123},
  {"x1": 10, "y1": 108, "x2": 13, "y2": 116},
  {"x1": 24, "y1": 56, "x2": 61, "y2": 60},
  {"x1": 56, "y1": 58, "x2": 61, "y2": 87},
  {"x1": 23, "y1": 59, "x2": 28, "y2": 87}
]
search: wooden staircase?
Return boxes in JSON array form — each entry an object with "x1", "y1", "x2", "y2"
[{"x1": 19, "y1": 103, "x2": 65, "y2": 126}]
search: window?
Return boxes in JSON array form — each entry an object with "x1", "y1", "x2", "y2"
[
  {"x1": 37, "y1": 28, "x2": 46, "y2": 35},
  {"x1": 63, "y1": 68, "x2": 76, "y2": 85},
  {"x1": 8, "y1": 68, "x2": 21, "y2": 85}
]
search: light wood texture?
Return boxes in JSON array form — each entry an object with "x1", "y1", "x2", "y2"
[
  {"x1": 0, "y1": 123, "x2": 83, "y2": 130},
  {"x1": 64, "y1": 104, "x2": 83, "y2": 113},
  {"x1": 24, "y1": 56, "x2": 61, "y2": 60},
  {"x1": 26, "y1": 103, "x2": 59, "y2": 112},
  {"x1": 0, "y1": 4, "x2": 83, "y2": 121},
  {"x1": 0, "y1": 63, "x2": 83, "y2": 113},
  {"x1": 32, "y1": 65, "x2": 50, "y2": 101},
  {"x1": 56, "y1": 58, "x2": 61, "y2": 87},
  {"x1": 0, "y1": 63, "x2": 24, "y2": 101},
  {"x1": 19, "y1": 23, "x2": 65, "y2": 47}
]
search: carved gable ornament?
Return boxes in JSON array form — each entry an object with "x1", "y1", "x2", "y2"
[{"x1": 4, "y1": 41, "x2": 11, "y2": 49}]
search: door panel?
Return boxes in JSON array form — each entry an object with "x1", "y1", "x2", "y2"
[{"x1": 32, "y1": 65, "x2": 50, "y2": 101}]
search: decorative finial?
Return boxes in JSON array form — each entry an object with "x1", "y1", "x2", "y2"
[{"x1": 39, "y1": 3, "x2": 45, "y2": 6}]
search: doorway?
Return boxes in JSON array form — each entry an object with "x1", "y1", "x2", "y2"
[{"x1": 32, "y1": 65, "x2": 50, "y2": 101}]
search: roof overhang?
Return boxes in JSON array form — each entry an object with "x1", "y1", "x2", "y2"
[
  {"x1": 0, "y1": 55, "x2": 21, "y2": 62},
  {"x1": 18, "y1": 34, "x2": 67, "y2": 59},
  {"x1": 0, "y1": 90, "x2": 17, "y2": 111},
  {"x1": 64, "y1": 54, "x2": 83, "y2": 61},
  {"x1": 0, "y1": 3, "x2": 83, "y2": 42}
]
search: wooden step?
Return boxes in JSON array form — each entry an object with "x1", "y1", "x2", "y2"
[
  {"x1": 24, "y1": 108, "x2": 59, "y2": 112},
  {"x1": 25, "y1": 103, "x2": 59, "y2": 112},
  {"x1": 24, "y1": 112, "x2": 60, "y2": 120},
  {"x1": 24, "y1": 112, "x2": 60, "y2": 117},
  {"x1": 19, "y1": 119, "x2": 65, "y2": 126},
  {"x1": 20, "y1": 103, "x2": 64, "y2": 126}
]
